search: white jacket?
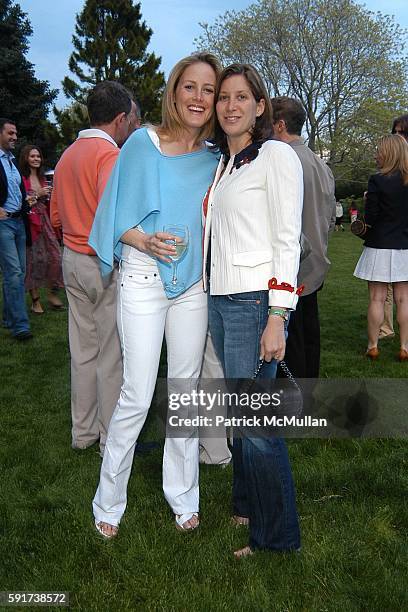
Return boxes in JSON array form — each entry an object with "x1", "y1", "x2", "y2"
[{"x1": 203, "y1": 140, "x2": 303, "y2": 309}]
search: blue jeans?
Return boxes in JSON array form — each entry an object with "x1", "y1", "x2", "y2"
[
  {"x1": 0, "y1": 218, "x2": 30, "y2": 335},
  {"x1": 208, "y1": 290, "x2": 300, "y2": 551}
]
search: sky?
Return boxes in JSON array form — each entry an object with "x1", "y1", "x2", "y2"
[{"x1": 17, "y1": 0, "x2": 408, "y2": 114}]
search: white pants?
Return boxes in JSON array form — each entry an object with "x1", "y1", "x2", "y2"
[{"x1": 93, "y1": 254, "x2": 208, "y2": 526}]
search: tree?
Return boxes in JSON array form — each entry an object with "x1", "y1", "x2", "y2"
[
  {"x1": 61, "y1": 0, "x2": 165, "y2": 123},
  {"x1": 53, "y1": 102, "x2": 89, "y2": 158},
  {"x1": 0, "y1": 0, "x2": 57, "y2": 142},
  {"x1": 196, "y1": 0, "x2": 408, "y2": 187}
]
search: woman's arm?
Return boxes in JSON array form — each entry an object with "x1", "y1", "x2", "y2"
[
  {"x1": 120, "y1": 227, "x2": 178, "y2": 263},
  {"x1": 260, "y1": 315, "x2": 286, "y2": 362},
  {"x1": 260, "y1": 143, "x2": 304, "y2": 362}
]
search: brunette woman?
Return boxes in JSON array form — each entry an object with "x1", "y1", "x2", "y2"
[
  {"x1": 203, "y1": 64, "x2": 303, "y2": 557},
  {"x1": 19, "y1": 145, "x2": 64, "y2": 313}
]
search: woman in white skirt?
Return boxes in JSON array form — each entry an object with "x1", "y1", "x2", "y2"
[{"x1": 354, "y1": 134, "x2": 408, "y2": 361}]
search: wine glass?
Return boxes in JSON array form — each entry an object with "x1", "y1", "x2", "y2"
[
  {"x1": 26, "y1": 189, "x2": 38, "y2": 214},
  {"x1": 163, "y1": 224, "x2": 189, "y2": 293},
  {"x1": 44, "y1": 179, "x2": 53, "y2": 201}
]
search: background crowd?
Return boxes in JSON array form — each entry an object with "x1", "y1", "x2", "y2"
[{"x1": 1, "y1": 55, "x2": 408, "y2": 559}]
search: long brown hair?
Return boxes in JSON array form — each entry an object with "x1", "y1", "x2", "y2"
[
  {"x1": 391, "y1": 114, "x2": 408, "y2": 140},
  {"x1": 376, "y1": 134, "x2": 408, "y2": 185},
  {"x1": 19, "y1": 145, "x2": 45, "y2": 180},
  {"x1": 157, "y1": 52, "x2": 222, "y2": 145},
  {"x1": 214, "y1": 64, "x2": 273, "y2": 155}
]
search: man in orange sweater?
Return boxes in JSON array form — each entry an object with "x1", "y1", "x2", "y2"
[{"x1": 51, "y1": 81, "x2": 140, "y2": 456}]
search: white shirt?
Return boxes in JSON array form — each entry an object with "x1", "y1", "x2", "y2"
[{"x1": 203, "y1": 140, "x2": 303, "y2": 309}]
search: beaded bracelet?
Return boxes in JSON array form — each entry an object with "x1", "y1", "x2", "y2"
[{"x1": 268, "y1": 307, "x2": 289, "y2": 321}]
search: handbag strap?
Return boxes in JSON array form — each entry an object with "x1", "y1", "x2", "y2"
[
  {"x1": 278, "y1": 360, "x2": 302, "y2": 392},
  {"x1": 253, "y1": 359, "x2": 302, "y2": 393}
]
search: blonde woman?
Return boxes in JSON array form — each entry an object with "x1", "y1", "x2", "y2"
[
  {"x1": 89, "y1": 53, "x2": 221, "y2": 538},
  {"x1": 354, "y1": 134, "x2": 408, "y2": 361}
]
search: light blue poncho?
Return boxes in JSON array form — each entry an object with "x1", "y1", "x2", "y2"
[{"x1": 89, "y1": 127, "x2": 218, "y2": 297}]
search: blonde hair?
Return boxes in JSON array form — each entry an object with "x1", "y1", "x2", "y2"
[
  {"x1": 157, "y1": 52, "x2": 222, "y2": 145},
  {"x1": 377, "y1": 134, "x2": 408, "y2": 185}
]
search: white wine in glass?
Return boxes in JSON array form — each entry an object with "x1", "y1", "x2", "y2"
[{"x1": 163, "y1": 224, "x2": 189, "y2": 293}]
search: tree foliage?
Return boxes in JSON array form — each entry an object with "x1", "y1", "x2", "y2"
[
  {"x1": 61, "y1": 0, "x2": 165, "y2": 123},
  {"x1": 0, "y1": 0, "x2": 57, "y2": 145},
  {"x1": 196, "y1": 0, "x2": 408, "y2": 190},
  {"x1": 53, "y1": 103, "x2": 89, "y2": 158}
]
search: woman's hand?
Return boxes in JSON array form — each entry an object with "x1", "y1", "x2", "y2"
[
  {"x1": 26, "y1": 192, "x2": 38, "y2": 207},
  {"x1": 260, "y1": 316, "x2": 286, "y2": 362},
  {"x1": 37, "y1": 186, "x2": 51, "y2": 198},
  {"x1": 121, "y1": 229, "x2": 178, "y2": 263}
]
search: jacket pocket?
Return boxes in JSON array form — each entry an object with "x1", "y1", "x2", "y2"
[{"x1": 232, "y1": 249, "x2": 273, "y2": 268}]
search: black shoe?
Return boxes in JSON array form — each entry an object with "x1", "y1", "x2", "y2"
[{"x1": 14, "y1": 331, "x2": 33, "y2": 341}]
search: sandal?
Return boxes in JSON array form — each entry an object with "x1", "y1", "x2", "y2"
[
  {"x1": 175, "y1": 513, "x2": 199, "y2": 531},
  {"x1": 234, "y1": 546, "x2": 254, "y2": 559},
  {"x1": 94, "y1": 520, "x2": 119, "y2": 540},
  {"x1": 231, "y1": 515, "x2": 249, "y2": 526},
  {"x1": 47, "y1": 289, "x2": 65, "y2": 310},
  {"x1": 30, "y1": 296, "x2": 44, "y2": 315}
]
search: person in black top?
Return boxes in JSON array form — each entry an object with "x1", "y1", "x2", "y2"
[
  {"x1": 354, "y1": 134, "x2": 408, "y2": 361},
  {"x1": 379, "y1": 114, "x2": 408, "y2": 340}
]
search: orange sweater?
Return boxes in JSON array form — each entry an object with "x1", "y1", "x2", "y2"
[{"x1": 50, "y1": 135, "x2": 119, "y2": 255}]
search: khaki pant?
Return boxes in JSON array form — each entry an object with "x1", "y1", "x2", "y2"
[
  {"x1": 198, "y1": 332, "x2": 232, "y2": 465},
  {"x1": 380, "y1": 283, "x2": 394, "y2": 337},
  {"x1": 62, "y1": 247, "x2": 122, "y2": 452}
]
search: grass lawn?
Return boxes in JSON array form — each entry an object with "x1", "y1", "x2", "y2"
[{"x1": 0, "y1": 229, "x2": 407, "y2": 611}]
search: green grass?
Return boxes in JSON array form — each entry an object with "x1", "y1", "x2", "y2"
[{"x1": 0, "y1": 229, "x2": 407, "y2": 611}]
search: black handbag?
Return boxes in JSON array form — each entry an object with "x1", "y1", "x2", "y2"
[
  {"x1": 351, "y1": 217, "x2": 371, "y2": 239},
  {"x1": 238, "y1": 359, "x2": 303, "y2": 421}
]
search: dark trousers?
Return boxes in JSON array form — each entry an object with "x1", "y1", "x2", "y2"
[{"x1": 278, "y1": 289, "x2": 320, "y2": 379}]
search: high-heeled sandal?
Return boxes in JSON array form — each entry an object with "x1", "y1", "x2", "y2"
[
  {"x1": 231, "y1": 515, "x2": 249, "y2": 526},
  {"x1": 366, "y1": 347, "x2": 379, "y2": 360},
  {"x1": 233, "y1": 546, "x2": 254, "y2": 559},
  {"x1": 47, "y1": 289, "x2": 65, "y2": 310},
  {"x1": 175, "y1": 513, "x2": 199, "y2": 531},
  {"x1": 94, "y1": 520, "x2": 119, "y2": 539},
  {"x1": 30, "y1": 296, "x2": 44, "y2": 315},
  {"x1": 398, "y1": 348, "x2": 408, "y2": 362},
  {"x1": 48, "y1": 303, "x2": 65, "y2": 311}
]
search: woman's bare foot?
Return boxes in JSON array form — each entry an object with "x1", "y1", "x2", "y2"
[
  {"x1": 94, "y1": 520, "x2": 119, "y2": 539},
  {"x1": 31, "y1": 296, "x2": 44, "y2": 314},
  {"x1": 175, "y1": 513, "x2": 199, "y2": 531},
  {"x1": 231, "y1": 515, "x2": 249, "y2": 526},
  {"x1": 234, "y1": 546, "x2": 254, "y2": 559}
]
